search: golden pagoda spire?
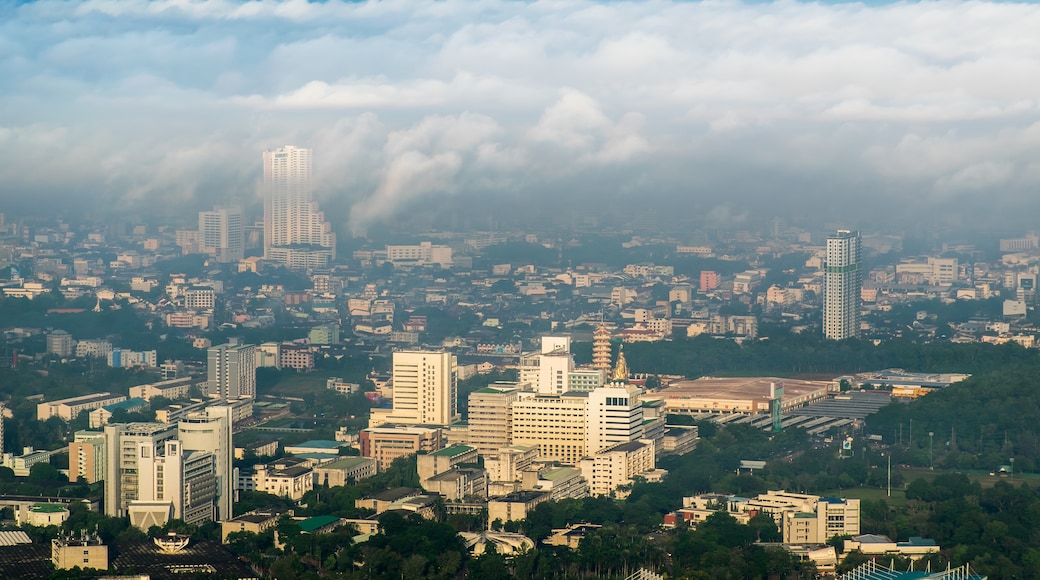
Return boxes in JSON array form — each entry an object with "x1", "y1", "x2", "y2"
[{"x1": 612, "y1": 345, "x2": 629, "y2": 382}]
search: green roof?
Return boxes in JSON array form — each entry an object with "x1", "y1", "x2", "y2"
[
  {"x1": 319, "y1": 456, "x2": 372, "y2": 470},
  {"x1": 430, "y1": 445, "x2": 474, "y2": 457},
  {"x1": 31, "y1": 503, "x2": 68, "y2": 513},
  {"x1": 298, "y1": 515, "x2": 342, "y2": 533}
]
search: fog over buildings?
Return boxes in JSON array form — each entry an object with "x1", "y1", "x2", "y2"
[{"x1": 2, "y1": 0, "x2": 1040, "y2": 231}]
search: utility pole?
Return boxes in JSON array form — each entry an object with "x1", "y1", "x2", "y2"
[
  {"x1": 929, "y1": 431, "x2": 934, "y2": 470},
  {"x1": 887, "y1": 453, "x2": 892, "y2": 498}
]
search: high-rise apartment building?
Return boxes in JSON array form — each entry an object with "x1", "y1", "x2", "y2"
[
  {"x1": 178, "y1": 405, "x2": 235, "y2": 521},
  {"x1": 206, "y1": 343, "x2": 257, "y2": 399},
  {"x1": 198, "y1": 207, "x2": 244, "y2": 263},
  {"x1": 262, "y1": 145, "x2": 336, "y2": 269},
  {"x1": 466, "y1": 384, "x2": 521, "y2": 455},
  {"x1": 381, "y1": 350, "x2": 459, "y2": 426},
  {"x1": 70, "y1": 430, "x2": 106, "y2": 484},
  {"x1": 586, "y1": 383, "x2": 645, "y2": 455},
  {"x1": 133, "y1": 439, "x2": 218, "y2": 527},
  {"x1": 824, "y1": 229, "x2": 862, "y2": 340}
]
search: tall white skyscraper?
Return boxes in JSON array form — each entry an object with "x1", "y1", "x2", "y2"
[
  {"x1": 199, "y1": 206, "x2": 244, "y2": 263},
  {"x1": 206, "y1": 343, "x2": 257, "y2": 399},
  {"x1": 824, "y1": 229, "x2": 862, "y2": 340},
  {"x1": 387, "y1": 350, "x2": 459, "y2": 426},
  {"x1": 262, "y1": 145, "x2": 336, "y2": 269}
]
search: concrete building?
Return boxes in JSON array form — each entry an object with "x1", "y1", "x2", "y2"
[
  {"x1": 183, "y1": 286, "x2": 216, "y2": 310},
  {"x1": 38, "y1": 393, "x2": 127, "y2": 422},
  {"x1": 247, "y1": 459, "x2": 314, "y2": 500},
  {"x1": 359, "y1": 425, "x2": 444, "y2": 470},
  {"x1": 518, "y1": 336, "x2": 574, "y2": 395},
  {"x1": 23, "y1": 503, "x2": 70, "y2": 527},
  {"x1": 510, "y1": 392, "x2": 588, "y2": 465},
  {"x1": 313, "y1": 456, "x2": 377, "y2": 487},
  {"x1": 466, "y1": 384, "x2": 520, "y2": 455},
  {"x1": 70, "y1": 430, "x2": 106, "y2": 484},
  {"x1": 108, "y1": 348, "x2": 158, "y2": 369},
  {"x1": 417, "y1": 445, "x2": 478, "y2": 481},
  {"x1": 206, "y1": 343, "x2": 256, "y2": 399},
  {"x1": 824, "y1": 229, "x2": 862, "y2": 340},
  {"x1": 484, "y1": 445, "x2": 540, "y2": 485},
  {"x1": 75, "y1": 339, "x2": 113, "y2": 359},
  {"x1": 423, "y1": 468, "x2": 488, "y2": 501},
  {"x1": 373, "y1": 350, "x2": 458, "y2": 427},
  {"x1": 220, "y1": 509, "x2": 283, "y2": 543},
  {"x1": 129, "y1": 377, "x2": 197, "y2": 402},
  {"x1": 656, "y1": 377, "x2": 830, "y2": 416},
  {"x1": 586, "y1": 383, "x2": 644, "y2": 455},
  {"x1": 579, "y1": 439, "x2": 658, "y2": 497},
  {"x1": 46, "y1": 330, "x2": 73, "y2": 357},
  {"x1": 199, "y1": 207, "x2": 244, "y2": 263},
  {"x1": 520, "y1": 466, "x2": 588, "y2": 500},
  {"x1": 177, "y1": 405, "x2": 235, "y2": 522},
  {"x1": 747, "y1": 491, "x2": 861, "y2": 544},
  {"x1": 487, "y1": 491, "x2": 551, "y2": 526},
  {"x1": 131, "y1": 439, "x2": 218, "y2": 528},
  {"x1": 263, "y1": 145, "x2": 335, "y2": 268},
  {"x1": 88, "y1": 397, "x2": 147, "y2": 428},
  {"x1": 385, "y1": 242, "x2": 453, "y2": 267},
  {"x1": 52, "y1": 534, "x2": 108, "y2": 571},
  {"x1": 279, "y1": 343, "x2": 315, "y2": 371},
  {"x1": 104, "y1": 423, "x2": 179, "y2": 517}
]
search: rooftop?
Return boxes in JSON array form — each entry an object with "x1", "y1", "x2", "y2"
[
  {"x1": 317, "y1": 456, "x2": 373, "y2": 470},
  {"x1": 661, "y1": 377, "x2": 830, "y2": 400},
  {"x1": 286, "y1": 439, "x2": 344, "y2": 449},
  {"x1": 430, "y1": 444, "x2": 474, "y2": 457},
  {"x1": 103, "y1": 397, "x2": 147, "y2": 411},
  {"x1": 298, "y1": 515, "x2": 342, "y2": 533}
]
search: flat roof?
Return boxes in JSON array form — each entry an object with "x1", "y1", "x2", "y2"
[
  {"x1": 103, "y1": 397, "x2": 147, "y2": 411},
  {"x1": 363, "y1": 487, "x2": 420, "y2": 502},
  {"x1": 317, "y1": 457, "x2": 372, "y2": 470},
  {"x1": 287, "y1": 439, "x2": 344, "y2": 449},
  {"x1": 661, "y1": 377, "x2": 830, "y2": 400},
  {"x1": 430, "y1": 445, "x2": 474, "y2": 457}
]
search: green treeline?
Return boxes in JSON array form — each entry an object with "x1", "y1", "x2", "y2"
[{"x1": 575, "y1": 334, "x2": 1038, "y2": 377}]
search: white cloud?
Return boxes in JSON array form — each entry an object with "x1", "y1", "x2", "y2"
[{"x1": 3, "y1": 0, "x2": 1040, "y2": 223}]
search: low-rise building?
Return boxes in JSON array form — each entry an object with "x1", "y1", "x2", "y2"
[
  {"x1": 417, "y1": 445, "x2": 478, "y2": 481},
  {"x1": 38, "y1": 393, "x2": 127, "y2": 422},
  {"x1": 359, "y1": 425, "x2": 444, "y2": 470},
  {"x1": 487, "y1": 491, "x2": 551, "y2": 526},
  {"x1": 313, "y1": 457, "x2": 378, "y2": 487},
  {"x1": 129, "y1": 377, "x2": 197, "y2": 401},
  {"x1": 242, "y1": 459, "x2": 314, "y2": 500},
  {"x1": 220, "y1": 509, "x2": 284, "y2": 543},
  {"x1": 52, "y1": 534, "x2": 108, "y2": 571},
  {"x1": 579, "y1": 439, "x2": 659, "y2": 497}
]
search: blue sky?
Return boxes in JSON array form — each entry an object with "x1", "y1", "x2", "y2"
[{"x1": 2, "y1": 0, "x2": 1040, "y2": 229}]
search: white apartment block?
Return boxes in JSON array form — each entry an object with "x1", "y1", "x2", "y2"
[
  {"x1": 579, "y1": 439, "x2": 657, "y2": 497},
  {"x1": 131, "y1": 439, "x2": 218, "y2": 528},
  {"x1": 377, "y1": 350, "x2": 458, "y2": 426},
  {"x1": 586, "y1": 383, "x2": 645, "y2": 455},
  {"x1": 129, "y1": 377, "x2": 196, "y2": 402},
  {"x1": 385, "y1": 242, "x2": 453, "y2": 267},
  {"x1": 104, "y1": 422, "x2": 179, "y2": 517},
  {"x1": 75, "y1": 340, "x2": 113, "y2": 359},
  {"x1": 745, "y1": 491, "x2": 861, "y2": 544},
  {"x1": 246, "y1": 460, "x2": 314, "y2": 500},
  {"x1": 206, "y1": 343, "x2": 257, "y2": 399},
  {"x1": 199, "y1": 207, "x2": 244, "y2": 263},
  {"x1": 183, "y1": 286, "x2": 216, "y2": 310}
]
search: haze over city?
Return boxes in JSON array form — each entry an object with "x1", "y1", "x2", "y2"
[{"x1": 3, "y1": 0, "x2": 1040, "y2": 231}]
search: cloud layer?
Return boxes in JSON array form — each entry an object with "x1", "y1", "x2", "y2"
[{"x1": 3, "y1": 0, "x2": 1040, "y2": 229}]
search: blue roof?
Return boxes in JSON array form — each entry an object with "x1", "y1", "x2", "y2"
[{"x1": 103, "y1": 397, "x2": 147, "y2": 411}]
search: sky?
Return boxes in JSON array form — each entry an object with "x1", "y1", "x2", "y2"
[{"x1": 2, "y1": 0, "x2": 1040, "y2": 233}]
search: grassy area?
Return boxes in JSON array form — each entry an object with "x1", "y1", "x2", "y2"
[
  {"x1": 818, "y1": 486, "x2": 908, "y2": 506},
  {"x1": 898, "y1": 466, "x2": 1039, "y2": 489}
]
